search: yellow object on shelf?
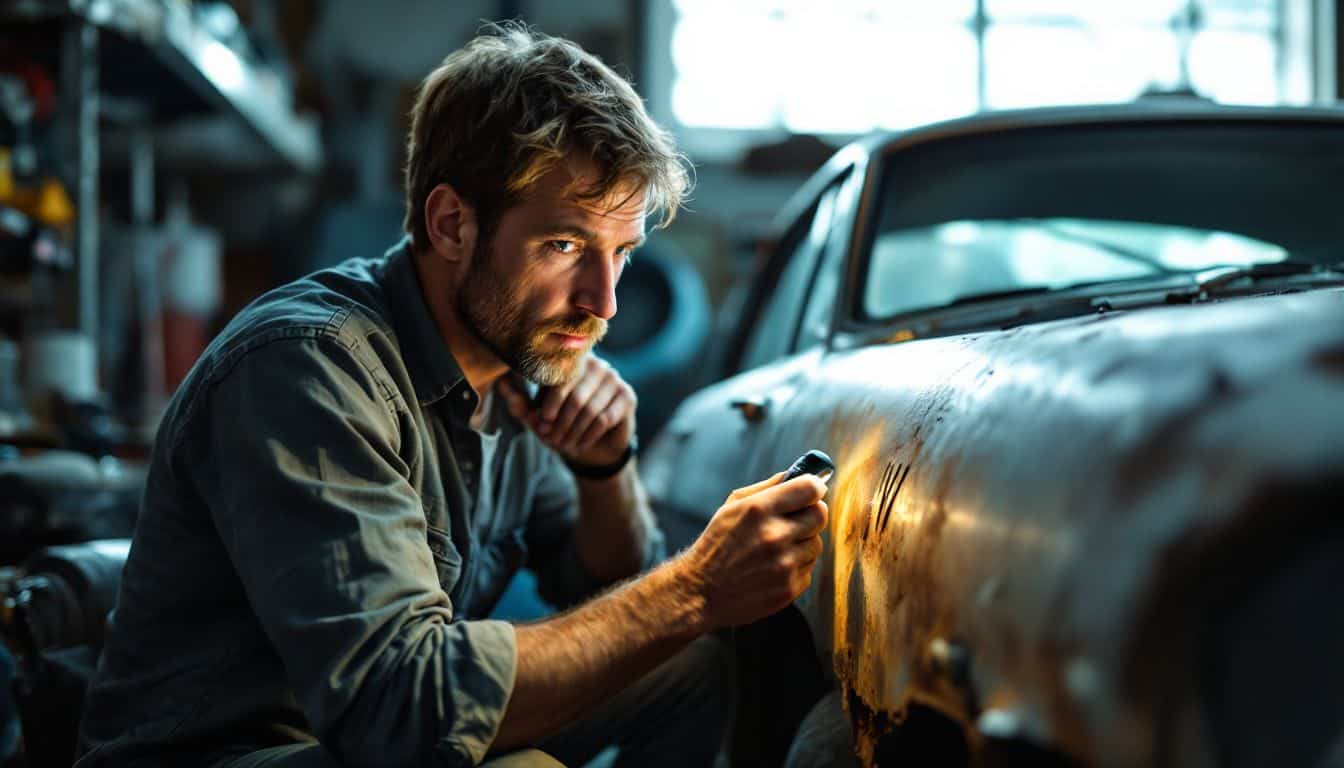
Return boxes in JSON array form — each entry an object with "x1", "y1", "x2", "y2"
[
  {"x1": 0, "y1": 148, "x2": 13, "y2": 203},
  {"x1": 0, "y1": 147, "x2": 77, "y2": 229},
  {"x1": 35, "y1": 180, "x2": 75, "y2": 227}
]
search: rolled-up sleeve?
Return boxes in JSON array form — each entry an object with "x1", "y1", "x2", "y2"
[
  {"x1": 190, "y1": 336, "x2": 515, "y2": 767},
  {"x1": 524, "y1": 448, "x2": 666, "y2": 609}
]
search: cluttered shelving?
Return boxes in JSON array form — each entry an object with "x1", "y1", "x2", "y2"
[
  {"x1": 0, "y1": 0, "x2": 321, "y2": 558},
  {"x1": 1, "y1": 0, "x2": 320, "y2": 442},
  {"x1": 6, "y1": 0, "x2": 320, "y2": 170},
  {"x1": 0, "y1": 6, "x2": 322, "y2": 761}
]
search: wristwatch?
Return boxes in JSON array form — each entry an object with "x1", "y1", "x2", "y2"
[{"x1": 564, "y1": 435, "x2": 639, "y2": 480}]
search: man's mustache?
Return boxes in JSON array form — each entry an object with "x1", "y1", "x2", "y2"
[{"x1": 539, "y1": 314, "x2": 607, "y2": 341}]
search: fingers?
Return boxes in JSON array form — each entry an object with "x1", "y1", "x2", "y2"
[
  {"x1": 784, "y1": 501, "x2": 828, "y2": 540},
  {"x1": 534, "y1": 373, "x2": 571, "y2": 423},
  {"x1": 536, "y1": 380, "x2": 581, "y2": 439},
  {"x1": 798, "y1": 531, "x2": 824, "y2": 564},
  {"x1": 757, "y1": 501, "x2": 827, "y2": 553},
  {"x1": 730, "y1": 472, "x2": 827, "y2": 508},
  {"x1": 777, "y1": 535, "x2": 823, "y2": 604},
  {"x1": 753, "y1": 475, "x2": 827, "y2": 517},
  {"x1": 728, "y1": 472, "x2": 785, "y2": 501},
  {"x1": 570, "y1": 381, "x2": 629, "y2": 450},
  {"x1": 788, "y1": 551, "x2": 818, "y2": 596},
  {"x1": 694, "y1": 470, "x2": 832, "y2": 628},
  {"x1": 560, "y1": 379, "x2": 605, "y2": 440},
  {"x1": 535, "y1": 357, "x2": 633, "y2": 450},
  {"x1": 557, "y1": 376, "x2": 617, "y2": 448}
]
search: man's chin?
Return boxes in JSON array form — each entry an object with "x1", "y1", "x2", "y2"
[{"x1": 519, "y1": 350, "x2": 586, "y2": 387}]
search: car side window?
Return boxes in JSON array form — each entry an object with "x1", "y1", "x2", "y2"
[
  {"x1": 795, "y1": 177, "x2": 850, "y2": 351},
  {"x1": 739, "y1": 179, "x2": 844, "y2": 370}
]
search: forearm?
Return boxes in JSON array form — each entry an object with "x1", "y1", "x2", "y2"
[
  {"x1": 574, "y1": 458, "x2": 657, "y2": 581},
  {"x1": 492, "y1": 554, "x2": 705, "y2": 750}
]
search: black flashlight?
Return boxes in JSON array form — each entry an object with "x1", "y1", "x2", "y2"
[{"x1": 783, "y1": 449, "x2": 835, "y2": 484}]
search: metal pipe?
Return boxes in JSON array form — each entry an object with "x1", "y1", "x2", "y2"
[
  {"x1": 130, "y1": 126, "x2": 163, "y2": 417},
  {"x1": 129, "y1": 127, "x2": 153, "y2": 227},
  {"x1": 61, "y1": 19, "x2": 99, "y2": 366}
]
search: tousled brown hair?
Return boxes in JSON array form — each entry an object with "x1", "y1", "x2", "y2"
[{"x1": 403, "y1": 22, "x2": 690, "y2": 248}]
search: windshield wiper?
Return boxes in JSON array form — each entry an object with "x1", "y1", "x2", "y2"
[
  {"x1": 945, "y1": 285, "x2": 1058, "y2": 306},
  {"x1": 945, "y1": 271, "x2": 1188, "y2": 308},
  {"x1": 1177, "y1": 260, "x2": 1344, "y2": 297},
  {"x1": 909, "y1": 260, "x2": 1344, "y2": 339}
]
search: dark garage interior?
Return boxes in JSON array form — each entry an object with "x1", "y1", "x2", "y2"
[{"x1": 1, "y1": 1, "x2": 1343, "y2": 766}]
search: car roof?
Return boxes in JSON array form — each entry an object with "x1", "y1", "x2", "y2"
[
  {"x1": 856, "y1": 99, "x2": 1344, "y2": 155},
  {"x1": 769, "y1": 99, "x2": 1344, "y2": 239}
]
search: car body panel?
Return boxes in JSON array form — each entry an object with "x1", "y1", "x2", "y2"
[
  {"x1": 809, "y1": 288, "x2": 1344, "y2": 765},
  {"x1": 654, "y1": 288, "x2": 1344, "y2": 765},
  {"x1": 644, "y1": 103, "x2": 1344, "y2": 766}
]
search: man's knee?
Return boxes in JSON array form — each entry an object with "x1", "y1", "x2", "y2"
[
  {"x1": 534, "y1": 634, "x2": 734, "y2": 767},
  {"x1": 784, "y1": 689, "x2": 857, "y2": 768},
  {"x1": 673, "y1": 634, "x2": 734, "y2": 722},
  {"x1": 482, "y1": 747, "x2": 566, "y2": 767},
  {"x1": 210, "y1": 742, "x2": 342, "y2": 768}
]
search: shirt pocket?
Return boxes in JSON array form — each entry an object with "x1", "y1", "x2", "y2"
[{"x1": 425, "y1": 524, "x2": 463, "y2": 595}]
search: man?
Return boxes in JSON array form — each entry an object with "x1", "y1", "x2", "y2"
[{"x1": 77, "y1": 24, "x2": 828, "y2": 768}]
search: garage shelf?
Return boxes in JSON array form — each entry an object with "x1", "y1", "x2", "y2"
[{"x1": 4, "y1": 0, "x2": 320, "y2": 172}]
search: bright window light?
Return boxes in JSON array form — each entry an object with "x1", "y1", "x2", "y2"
[
  {"x1": 670, "y1": 0, "x2": 978, "y2": 132},
  {"x1": 984, "y1": 24, "x2": 1180, "y2": 108},
  {"x1": 1189, "y1": 29, "x2": 1279, "y2": 104},
  {"x1": 986, "y1": 0, "x2": 1186, "y2": 24},
  {"x1": 668, "y1": 0, "x2": 1312, "y2": 135}
]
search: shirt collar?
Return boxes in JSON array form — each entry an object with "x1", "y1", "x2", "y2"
[{"x1": 380, "y1": 238, "x2": 478, "y2": 417}]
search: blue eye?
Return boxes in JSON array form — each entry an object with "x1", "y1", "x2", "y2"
[{"x1": 548, "y1": 240, "x2": 578, "y2": 255}]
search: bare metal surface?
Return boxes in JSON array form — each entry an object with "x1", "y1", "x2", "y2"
[{"x1": 656, "y1": 287, "x2": 1344, "y2": 765}]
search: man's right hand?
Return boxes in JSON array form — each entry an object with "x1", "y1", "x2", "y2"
[
  {"x1": 498, "y1": 469, "x2": 828, "y2": 750},
  {"x1": 681, "y1": 472, "x2": 829, "y2": 629}
]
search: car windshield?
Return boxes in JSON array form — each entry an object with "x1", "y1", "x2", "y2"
[
  {"x1": 860, "y1": 119, "x2": 1344, "y2": 320},
  {"x1": 866, "y1": 218, "x2": 1286, "y2": 318}
]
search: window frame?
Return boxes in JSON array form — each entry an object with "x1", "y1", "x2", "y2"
[{"x1": 724, "y1": 157, "x2": 859, "y2": 375}]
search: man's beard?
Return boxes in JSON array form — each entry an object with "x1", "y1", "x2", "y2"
[{"x1": 456, "y1": 238, "x2": 607, "y2": 386}]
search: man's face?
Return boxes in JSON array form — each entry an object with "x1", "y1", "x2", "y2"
[{"x1": 456, "y1": 161, "x2": 647, "y2": 386}]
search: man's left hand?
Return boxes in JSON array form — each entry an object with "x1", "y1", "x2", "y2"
[{"x1": 497, "y1": 356, "x2": 636, "y2": 469}]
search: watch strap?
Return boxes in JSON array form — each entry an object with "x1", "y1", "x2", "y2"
[{"x1": 564, "y1": 435, "x2": 639, "y2": 480}]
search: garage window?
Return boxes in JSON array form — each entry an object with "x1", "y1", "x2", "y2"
[{"x1": 652, "y1": 0, "x2": 1325, "y2": 142}]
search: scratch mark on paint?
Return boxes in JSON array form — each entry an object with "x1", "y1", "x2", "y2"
[{"x1": 874, "y1": 461, "x2": 912, "y2": 534}]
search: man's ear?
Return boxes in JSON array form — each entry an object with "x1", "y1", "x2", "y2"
[{"x1": 424, "y1": 183, "x2": 478, "y2": 265}]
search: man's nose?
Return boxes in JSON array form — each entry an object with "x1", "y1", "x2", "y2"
[{"x1": 574, "y1": 251, "x2": 620, "y2": 320}]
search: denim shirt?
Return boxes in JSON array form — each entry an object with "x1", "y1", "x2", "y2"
[{"x1": 77, "y1": 241, "x2": 662, "y2": 767}]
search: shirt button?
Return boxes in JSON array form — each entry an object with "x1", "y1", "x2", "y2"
[
  {"x1": 463, "y1": 461, "x2": 474, "y2": 472},
  {"x1": 461, "y1": 390, "x2": 471, "y2": 401}
]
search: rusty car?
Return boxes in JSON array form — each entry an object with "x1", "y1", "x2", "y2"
[{"x1": 641, "y1": 102, "x2": 1344, "y2": 767}]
